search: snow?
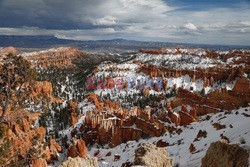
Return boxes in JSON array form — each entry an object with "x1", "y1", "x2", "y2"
[
  {"x1": 88, "y1": 107, "x2": 250, "y2": 167},
  {"x1": 59, "y1": 115, "x2": 86, "y2": 140},
  {"x1": 89, "y1": 54, "x2": 238, "y2": 109},
  {"x1": 135, "y1": 53, "x2": 220, "y2": 70},
  {"x1": 43, "y1": 48, "x2": 248, "y2": 167},
  {"x1": 59, "y1": 100, "x2": 95, "y2": 139},
  {"x1": 173, "y1": 111, "x2": 180, "y2": 118},
  {"x1": 78, "y1": 99, "x2": 96, "y2": 114}
]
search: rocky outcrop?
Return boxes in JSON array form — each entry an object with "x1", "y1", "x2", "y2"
[
  {"x1": 23, "y1": 47, "x2": 83, "y2": 68},
  {"x1": 201, "y1": 141, "x2": 249, "y2": 167},
  {"x1": 109, "y1": 127, "x2": 143, "y2": 147},
  {"x1": 232, "y1": 77, "x2": 250, "y2": 94},
  {"x1": 83, "y1": 95, "x2": 169, "y2": 147},
  {"x1": 0, "y1": 110, "x2": 62, "y2": 166},
  {"x1": 87, "y1": 93, "x2": 104, "y2": 111},
  {"x1": 32, "y1": 81, "x2": 53, "y2": 97},
  {"x1": 68, "y1": 138, "x2": 87, "y2": 158},
  {"x1": 133, "y1": 143, "x2": 174, "y2": 167},
  {"x1": 175, "y1": 86, "x2": 250, "y2": 116},
  {"x1": 67, "y1": 101, "x2": 82, "y2": 126},
  {"x1": 30, "y1": 81, "x2": 62, "y2": 103},
  {"x1": 139, "y1": 64, "x2": 247, "y2": 84},
  {"x1": 179, "y1": 111, "x2": 196, "y2": 126},
  {"x1": 156, "y1": 140, "x2": 169, "y2": 147},
  {"x1": 0, "y1": 46, "x2": 17, "y2": 56},
  {"x1": 68, "y1": 101, "x2": 79, "y2": 113},
  {"x1": 49, "y1": 137, "x2": 62, "y2": 160},
  {"x1": 59, "y1": 156, "x2": 98, "y2": 167},
  {"x1": 31, "y1": 158, "x2": 47, "y2": 167}
]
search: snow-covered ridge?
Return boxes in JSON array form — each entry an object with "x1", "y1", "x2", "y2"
[{"x1": 135, "y1": 53, "x2": 221, "y2": 70}]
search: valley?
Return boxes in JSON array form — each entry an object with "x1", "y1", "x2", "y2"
[{"x1": 0, "y1": 46, "x2": 249, "y2": 167}]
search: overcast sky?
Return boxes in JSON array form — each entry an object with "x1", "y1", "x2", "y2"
[{"x1": 0, "y1": 0, "x2": 250, "y2": 45}]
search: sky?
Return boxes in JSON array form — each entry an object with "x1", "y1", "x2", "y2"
[{"x1": 0, "y1": 0, "x2": 250, "y2": 45}]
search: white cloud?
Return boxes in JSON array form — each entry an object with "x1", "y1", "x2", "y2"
[
  {"x1": 93, "y1": 16, "x2": 117, "y2": 26},
  {"x1": 183, "y1": 23, "x2": 198, "y2": 31}
]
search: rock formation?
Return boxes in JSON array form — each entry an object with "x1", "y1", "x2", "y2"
[
  {"x1": 67, "y1": 101, "x2": 82, "y2": 126},
  {"x1": 0, "y1": 110, "x2": 62, "y2": 166},
  {"x1": 22, "y1": 47, "x2": 83, "y2": 68},
  {"x1": 0, "y1": 46, "x2": 17, "y2": 55},
  {"x1": 30, "y1": 81, "x2": 62, "y2": 103},
  {"x1": 83, "y1": 94, "x2": 169, "y2": 147},
  {"x1": 201, "y1": 141, "x2": 249, "y2": 167},
  {"x1": 31, "y1": 158, "x2": 48, "y2": 167},
  {"x1": 175, "y1": 86, "x2": 250, "y2": 116},
  {"x1": 133, "y1": 143, "x2": 174, "y2": 167},
  {"x1": 68, "y1": 138, "x2": 87, "y2": 158},
  {"x1": 60, "y1": 156, "x2": 98, "y2": 167}
]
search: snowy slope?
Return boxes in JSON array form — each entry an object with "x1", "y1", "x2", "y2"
[{"x1": 88, "y1": 107, "x2": 250, "y2": 167}]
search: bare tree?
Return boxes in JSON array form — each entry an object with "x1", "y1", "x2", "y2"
[{"x1": 0, "y1": 53, "x2": 37, "y2": 123}]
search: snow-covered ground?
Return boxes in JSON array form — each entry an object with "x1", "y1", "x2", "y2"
[
  {"x1": 135, "y1": 53, "x2": 223, "y2": 69},
  {"x1": 92, "y1": 60, "x2": 236, "y2": 103},
  {"x1": 88, "y1": 107, "x2": 250, "y2": 167}
]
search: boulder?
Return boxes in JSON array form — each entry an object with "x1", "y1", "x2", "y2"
[
  {"x1": 201, "y1": 141, "x2": 249, "y2": 167},
  {"x1": 133, "y1": 143, "x2": 174, "y2": 167},
  {"x1": 59, "y1": 156, "x2": 98, "y2": 167}
]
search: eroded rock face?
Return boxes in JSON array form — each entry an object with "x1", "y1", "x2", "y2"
[
  {"x1": 201, "y1": 141, "x2": 249, "y2": 167},
  {"x1": 87, "y1": 93, "x2": 104, "y2": 111},
  {"x1": 30, "y1": 81, "x2": 62, "y2": 103},
  {"x1": 83, "y1": 95, "x2": 168, "y2": 147},
  {"x1": 0, "y1": 110, "x2": 62, "y2": 166},
  {"x1": 233, "y1": 77, "x2": 250, "y2": 94},
  {"x1": 176, "y1": 87, "x2": 250, "y2": 116},
  {"x1": 59, "y1": 156, "x2": 98, "y2": 167},
  {"x1": 0, "y1": 46, "x2": 17, "y2": 55},
  {"x1": 67, "y1": 101, "x2": 82, "y2": 126},
  {"x1": 68, "y1": 138, "x2": 87, "y2": 158},
  {"x1": 23, "y1": 47, "x2": 83, "y2": 68},
  {"x1": 49, "y1": 137, "x2": 62, "y2": 160},
  {"x1": 133, "y1": 143, "x2": 174, "y2": 167},
  {"x1": 32, "y1": 81, "x2": 53, "y2": 96},
  {"x1": 31, "y1": 158, "x2": 47, "y2": 167}
]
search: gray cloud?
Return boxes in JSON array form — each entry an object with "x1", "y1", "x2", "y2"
[
  {"x1": 0, "y1": 0, "x2": 250, "y2": 45},
  {"x1": 0, "y1": 0, "x2": 173, "y2": 29}
]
